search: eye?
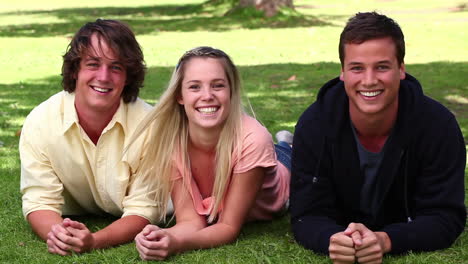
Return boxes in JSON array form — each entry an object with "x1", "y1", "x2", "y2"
[
  {"x1": 86, "y1": 62, "x2": 99, "y2": 68},
  {"x1": 212, "y1": 83, "x2": 225, "y2": 90},
  {"x1": 376, "y1": 65, "x2": 390, "y2": 71},
  {"x1": 350, "y1": 66, "x2": 363, "y2": 72},
  {"x1": 111, "y1": 65, "x2": 124, "y2": 72},
  {"x1": 188, "y1": 84, "x2": 200, "y2": 90}
]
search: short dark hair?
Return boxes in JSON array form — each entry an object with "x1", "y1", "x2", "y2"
[
  {"x1": 339, "y1": 12, "x2": 405, "y2": 66},
  {"x1": 61, "y1": 19, "x2": 146, "y2": 103}
]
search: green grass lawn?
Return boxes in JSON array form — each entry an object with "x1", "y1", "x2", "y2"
[{"x1": 0, "y1": 0, "x2": 467, "y2": 263}]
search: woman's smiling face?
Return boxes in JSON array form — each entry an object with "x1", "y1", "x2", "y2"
[{"x1": 178, "y1": 57, "x2": 231, "y2": 134}]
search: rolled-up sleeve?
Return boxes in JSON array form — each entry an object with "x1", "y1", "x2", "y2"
[
  {"x1": 20, "y1": 115, "x2": 64, "y2": 218},
  {"x1": 121, "y1": 125, "x2": 164, "y2": 224}
]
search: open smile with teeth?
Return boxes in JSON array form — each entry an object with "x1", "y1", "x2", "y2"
[
  {"x1": 359, "y1": 90, "x2": 382, "y2": 97},
  {"x1": 197, "y1": 107, "x2": 219, "y2": 114},
  {"x1": 91, "y1": 86, "x2": 112, "y2": 93}
]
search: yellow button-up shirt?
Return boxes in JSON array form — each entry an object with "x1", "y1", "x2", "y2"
[{"x1": 20, "y1": 91, "x2": 161, "y2": 223}]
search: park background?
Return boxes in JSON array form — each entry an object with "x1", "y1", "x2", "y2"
[{"x1": 0, "y1": 0, "x2": 467, "y2": 263}]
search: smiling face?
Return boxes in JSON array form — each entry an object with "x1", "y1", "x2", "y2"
[
  {"x1": 74, "y1": 33, "x2": 127, "y2": 116},
  {"x1": 340, "y1": 37, "x2": 406, "y2": 120},
  {"x1": 178, "y1": 57, "x2": 231, "y2": 135}
]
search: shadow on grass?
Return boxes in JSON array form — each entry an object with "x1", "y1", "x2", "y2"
[{"x1": 0, "y1": 3, "x2": 337, "y2": 37}]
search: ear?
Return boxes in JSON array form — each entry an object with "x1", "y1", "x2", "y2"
[
  {"x1": 339, "y1": 69, "x2": 344, "y2": 81},
  {"x1": 399, "y1": 63, "x2": 406, "y2": 80},
  {"x1": 177, "y1": 95, "x2": 184, "y2": 105}
]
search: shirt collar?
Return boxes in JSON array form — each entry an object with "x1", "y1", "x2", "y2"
[
  {"x1": 103, "y1": 98, "x2": 128, "y2": 136},
  {"x1": 62, "y1": 91, "x2": 79, "y2": 134},
  {"x1": 61, "y1": 91, "x2": 128, "y2": 136}
]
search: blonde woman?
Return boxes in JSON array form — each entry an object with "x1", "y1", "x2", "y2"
[{"x1": 133, "y1": 47, "x2": 292, "y2": 260}]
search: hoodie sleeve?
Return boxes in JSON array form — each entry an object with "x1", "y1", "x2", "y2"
[
  {"x1": 290, "y1": 106, "x2": 345, "y2": 255},
  {"x1": 383, "y1": 111, "x2": 466, "y2": 254}
]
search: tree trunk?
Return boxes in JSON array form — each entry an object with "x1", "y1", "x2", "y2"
[{"x1": 239, "y1": 0, "x2": 294, "y2": 17}]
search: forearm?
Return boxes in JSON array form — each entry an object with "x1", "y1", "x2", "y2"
[
  {"x1": 92, "y1": 215, "x2": 149, "y2": 249},
  {"x1": 375, "y1": 232, "x2": 391, "y2": 253},
  {"x1": 27, "y1": 210, "x2": 64, "y2": 240},
  {"x1": 382, "y1": 213, "x2": 465, "y2": 254},
  {"x1": 291, "y1": 215, "x2": 345, "y2": 254},
  {"x1": 166, "y1": 221, "x2": 239, "y2": 253},
  {"x1": 291, "y1": 122, "x2": 342, "y2": 253}
]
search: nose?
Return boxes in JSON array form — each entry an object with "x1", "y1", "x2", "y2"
[
  {"x1": 96, "y1": 66, "x2": 110, "y2": 82},
  {"x1": 201, "y1": 86, "x2": 214, "y2": 100},
  {"x1": 362, "y1": 69, "x2": 377, "y2": 87}
]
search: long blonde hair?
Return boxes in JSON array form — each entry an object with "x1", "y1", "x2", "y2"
[{"x1": 132, "y1": 47, "x2": 244, "y2": 223}]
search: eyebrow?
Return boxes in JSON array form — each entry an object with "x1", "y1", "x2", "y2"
[
  {"x1": 185, "y1": 78, "x2": 226, "y2": 83},
  {"x1": 375, "y1": 60, "x2": 392, "y2": 64},
  {"x1": 83, "y1": 56, "x2": 124, "y2": 66},
  {"x1": 111, "y1": 61, "x2": 124, "y2": 66},
  {"x1": 346, "y1": 60, "x2": 392, "y2": 66},
  {"x1": 83, "y1": 56, "x2": 99, "y2": 61}
]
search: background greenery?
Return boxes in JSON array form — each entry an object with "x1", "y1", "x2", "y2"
[{"x1": 0, "y1": 0, "x2": 466, "y2": 263}]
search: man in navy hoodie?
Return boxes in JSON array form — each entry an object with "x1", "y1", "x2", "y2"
[{"x1": 290, "y1": 12, "x2": 466, "y2": 263}]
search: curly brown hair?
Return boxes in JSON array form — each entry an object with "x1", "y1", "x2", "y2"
[
  {"x1": 339, "y1": 12, "x2": 405, "y2": 67},
  {"x1": 61, "y1": 19, "x2": 146, "y2": 103}
]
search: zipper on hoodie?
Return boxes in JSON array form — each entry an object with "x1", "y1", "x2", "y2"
[{"x1": 402, "y1": 149, "x2": 413, "y2": 223}]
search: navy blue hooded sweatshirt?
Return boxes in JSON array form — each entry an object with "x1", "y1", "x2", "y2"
[{"x1": 290, "y1": 74, "x2": 466, "y2": 254}]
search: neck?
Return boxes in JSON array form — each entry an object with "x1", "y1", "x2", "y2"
[
  {"x1": 75, "y1": 105, "x2": 118, "y2": 145},
  {"x1": 188, "y1": 127, "x2": 220, "y2": 153},
  {"x1": 350, "y1": 102, "x2": 398, "y2": 153},
  {"x1": 350, "y1": 102, "x2": 398, "y2": 137},
  {"x1": 352, "y1": 115, "x2": 394, "y2": 138}
]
